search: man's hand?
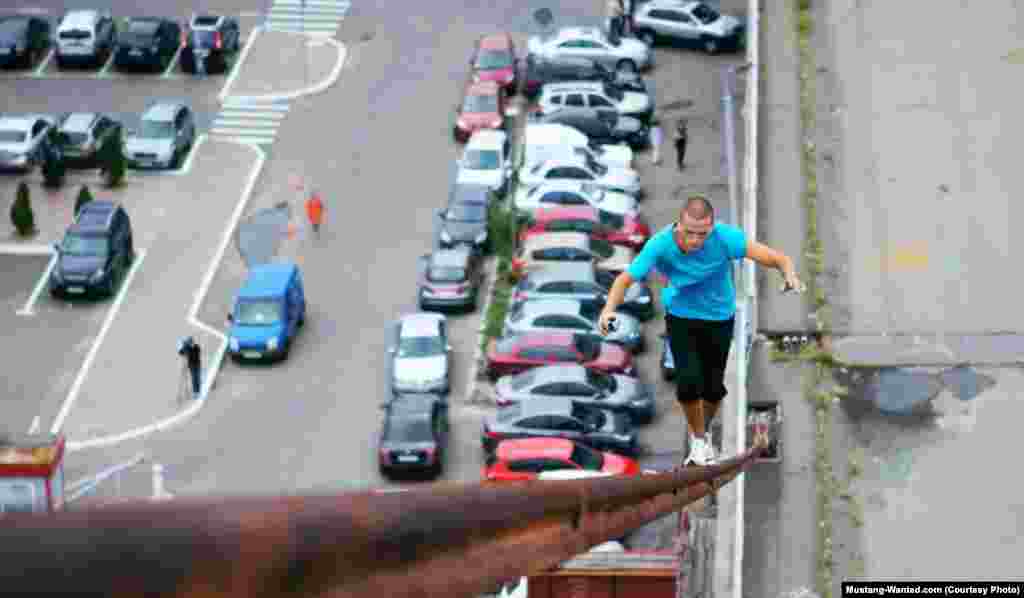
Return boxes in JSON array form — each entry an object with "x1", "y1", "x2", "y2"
[
  {"x1": 781, "y1": 270, "x2": 806, "y2": 295},
  {"x1": 598, "y1": 309, "x2": 618, "y2": 336}
]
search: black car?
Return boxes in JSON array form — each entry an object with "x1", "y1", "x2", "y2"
[
  {"x1": 418, "y1": 246, "x2": 486, "y2": 312},
  {"x1": 539, "y1": 107, "x2": 649, "y2": 150},
  {"x1": 113, "y1": 17, "x2": 181, "y2": 72},
  {"x1": 0, "y1": 15, "x2": 50, "y2": 69},
  {"x1": 482, "y1": 396, "x2": 637, "y2": 456},
  {"x1": 54, "y1": 112, "x2": 122, "y2": 166},
  {"x1": 438, "y1": 183, "x2": 493, "y2": 252},
  {"x1": 523, "y1": 55, "x2": 647, "y2": 99},
  {"x1": 49, "y1": 200, "x2": 135, "y2": 299},
  {"x1": 180, "y1": 14, "x2": 240, "y2": 74},
  {"x1": 378, "y1": 393, "x2": 449, "y2": 478}
]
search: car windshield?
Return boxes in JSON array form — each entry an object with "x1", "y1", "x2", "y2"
[
  {"x1": 60, "y1": 234, "x2": 108, "y2": 256},
  {"x1": 58, "y1": 29, "x2": 91, "y2": 40},
  {"x1": 384, "y1": 416, "x2": 433, "y2": 443},
  {"x1": 0, "y1": 130, "x2": 27, "y2": 143},
  {"x1": 540, "y1": 191, "x2": 587, "y2": 206},
  {"x1": 572, "y1": 403, "x2": 606, "y2": 428},
  {"x1": 692, "y1": 3, "x2": 721, "y2": 24},
  {"x1": 475, "y1": 49, "x2": 512, "y2": 69},
  {"x1": 428, "y1": 266, "x2": 466, "y2": 282},
  {"x1": 597, "y1": 209, "x2": 624, "y2": 229},
  {"x1": 509, "y1": 369, "x2": 536, "y2": 391},
  {"x1": 573, "y1": 334, "x2": 601, "y2": 361},
  {"x1": 235, "y1": 299, "x2": 282, "y2": 326},
  {"x1": 602, "y1": 83, "x2": 624, "y2": 101},
  {"x1": 570, "y1": 443, "x2": 605, "y2": 470},
  {"x1": 138, "y1": 120, "x2": 175, "y2": 139},
  {"x1": 585, "y1": 368, "x2": 617, "y2": 393},
  {"x1": 448, "y1": 202, "x2": 487, "y2": 221},
  {"x1": 463, "y1": 93, "x2": 498, "y2": 113},
  {"x1": 590, "y1": 239, "x2": 615, "y2": 259},
  {"x1": 397, "y1": 335, "x2": 444, "y2": 358},
  {"x1": 463, "y1": 149, "x2": 500, "y2": 170}
]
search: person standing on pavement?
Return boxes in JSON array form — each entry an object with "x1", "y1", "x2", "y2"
[
  {"x1": 649, "y1": 119, "x2": 663, "y2": 165},
  {"x1": 597, "y1": 196, "x2": 804, "y2": 466},
  {"x1": 674, "y1": 119, "x2": 688, "y2": 171},
  {"x1": 305, "y1": 190, "x2": 324, "y2": 238},
  {"x1": 177, "y1": 336, "x2": 202, "y2": 399}
]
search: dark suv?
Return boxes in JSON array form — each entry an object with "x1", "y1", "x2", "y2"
[
  {"x1": 50, "y1": 200, "x2": 135, "y2": 298},
  {"x1": 523, "y1": 55, "x2": 647, "y2": 100},
  {"x1": 181, "y1": 14, "x2": 240, "y2": 74},
  {"x1": 437, "y1": 183, "x2": 493, "y2": 252},
  {"x1": 114, "y1": 17, "x2": 181, "y2": 71},
  {"x1": 0, "y1": 15, "x2": 51, "y2": 69}
]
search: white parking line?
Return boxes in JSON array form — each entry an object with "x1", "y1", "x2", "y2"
[
  {"x1": 219, "y1": 26, "x2": 262, "y2": 102},
  {"x1": 33, "y1": 48, "x2": 54, "y2": 76},
  {"x1": 16, "y1": 250, "x2": 57, "y2": 316},
  {"x1": 238, "y1": 11, "x2": 264, "y2": 18},
  {"x1": 98, "y1": 51, "x2": 116, "y2": 77},
  {"x1": 161, "y1": 47, "x2": 183, "y2": 78},
  {"x1": 28, "y1": 416, "x2": 40, "y2": 434},
  {"x1": 50, "y1": 249, "x2": 148, "y2": 435}
]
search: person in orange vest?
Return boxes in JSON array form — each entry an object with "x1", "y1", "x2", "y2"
[{"x1": 305, "y1": 190, "x2": 324, "y2": 237}]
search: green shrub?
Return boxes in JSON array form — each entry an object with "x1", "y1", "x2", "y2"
[
  {"x1": 487, "y1": 200, "x2": 519, "y2": 260},
  {"x1": 100, "y1": 128, "x2": 126, "y2": 188},
  {"x1": 10, "y1": 182, "x2": 35, "y2": 236},
  {"x1": 75, "y1": 185, "x2": 94, "y2": 216},
  {"x1": 41, "y1": 147, "x2": 66, "y2": 189}
]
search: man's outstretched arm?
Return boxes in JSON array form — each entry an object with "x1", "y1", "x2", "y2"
[{"x1": 746, "y1": 240, "x2": 805, "y2": 292}]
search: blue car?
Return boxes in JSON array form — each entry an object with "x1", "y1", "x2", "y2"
[{"x1": 227, "y1": 262, "x2": 306, "y2": 362}]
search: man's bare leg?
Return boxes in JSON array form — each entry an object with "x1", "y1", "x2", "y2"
[
  {"x1": 683, "y1": 400, "x2": 705, "y2": 437},
  {"x1": 703, "y1": 400, "x2": 721, "y2": 431}
]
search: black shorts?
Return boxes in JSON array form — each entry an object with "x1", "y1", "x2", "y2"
[{"x1": 665, "y1": 313, "x2": 735, "y2": 404}]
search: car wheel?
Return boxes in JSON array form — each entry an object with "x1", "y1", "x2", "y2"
[
  {"x1": 169, "y1": 148, "x2": 181, "y2": 170},
  {"x1": 702, "y1": 37, "x2": 720, "y2": 54},
  {"x1": 638, "y1": 30, "x2": 656, "y2": 47},
  {"x1": 616, "y1": 59, "x2": 637, "y2": 75}
]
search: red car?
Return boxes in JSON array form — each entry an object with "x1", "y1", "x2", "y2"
[
  {"x1": 470, "y1": 33, "x2": 517, "y2": 93},
  {"x1": 454, "y1": 80, "x2": 505, "y2": 143},
  {"x1": 482, "y1": 437, "x2": 640, "y2": 482},
  {"x1": 519, "y1": 205, "x2": 651, "y2": 251},
  {"x1": 486, "y1": 331, "x2": 634, "y2": 380}
]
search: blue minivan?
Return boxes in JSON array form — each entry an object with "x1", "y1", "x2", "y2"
[{"x1": 227, "y1": 262, "x2": 306, "y2": 362}]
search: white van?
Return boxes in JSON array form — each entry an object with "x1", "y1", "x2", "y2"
[
  {"x1": 523, "y1": 123, "x2": 634, "y2": 171},
  {"x1": 55, "y1": 10, "x2": 116, "y2": 68}
]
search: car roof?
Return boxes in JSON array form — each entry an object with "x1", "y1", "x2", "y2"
[
  {"x1": 238, "y1": 263, "x2": 298, "y2": 298},
  {"x1": 523, "y1": 231, "x2": 590, "y2": 252},
  {"x1": 466, "y1": 80, "x2": 501, "y2": 95},
  {"x1": 465, "y1": 129, "x2": 506, "y2": 149},
  {"x1": 398, "y1": 312, "x2": 445, "y2": 337},
  {"x1": 430, "y1": 247, "x2": 472, "y2": 268},
  {"x1": 512, "y1": 330, "x2": 575, "y2": 348},
  {"x1": 142, "y1": 102, "x2": 182, "y2": 121},
  {"x1": 535, "y1": 205, "x2": 599, "y2": 221},
  {"x1": 519, "y1": 298, "x2": 583, "y2": 318},
  {"x1": 543, "y1": 82, "x2": 605, "y2": 94},
  {"x1": 529, "y1": 364, "x2": 590, "y2": 385},
  {"x1": 60, "y1": 10, "x2": 101, "y2": 28},
  {"x1": 495, "y1": 437, "x2": 574, "y2": 461},
  {"x1": 478, "y1": 33, "x2": 512, "y2": 50},
  {"x1": 388, "y1": 393, "x2": 442, "y2": 413},
  {"x1": 450, "y1": 183, "x2": 492, "y2": 205},
  {"x1": 539, "y1": 156, "x2": 590, "y2": 170},
  {"x1": 556, "y1": 27, "x2": 604, "y2": 41},
  {"x1": 521, "y1": 395, "x2": 573, "y2": 416},
  {"x1": 524, "y1": 261, "x2": 596, "y2": 284},
  {"x1": 59, "y1": 112, "x2": 99, "y2": 132}
]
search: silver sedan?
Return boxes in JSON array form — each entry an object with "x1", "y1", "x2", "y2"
[
  {"x1": 505, "y1": 298, "x2": 643, "y2": 353},
  {"x1": 494, "y1": 364, "x2": 656, "y2": 423},
  {"x1": 527, "y1": 26, "x2": 652, "y2": 73}
]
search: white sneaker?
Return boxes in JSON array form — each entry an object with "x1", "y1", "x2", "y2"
[
  {"x1": 686, "y1": 436, "x2": 709, "y2": 466},
  {"x1": 702, "y1": 436, "x2": 718, "y2": 464}
]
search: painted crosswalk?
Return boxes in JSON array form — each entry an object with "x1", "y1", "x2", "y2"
[
  {"x1": 208, "y1": 100, "x2": 290, "y2": 146},
  {"x1": 265, "y1": 0, "x2": 351, "y2": 36}
]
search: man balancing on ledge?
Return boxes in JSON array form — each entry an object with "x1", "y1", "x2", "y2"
[{"x1": 598, "y1": 195, "x2": 805, "y2": 466}]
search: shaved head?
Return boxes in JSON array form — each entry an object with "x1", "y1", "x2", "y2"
[
  {"x1": 675, "y1": 196, "x2": 715, "y2": 252},
  {"x1": 682, "y1": 195, "x2": 714, "y2": 221}
]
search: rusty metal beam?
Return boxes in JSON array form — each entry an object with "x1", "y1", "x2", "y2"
[{"x1": 0, "y1": 445, "x2": 765, "y2": 597}]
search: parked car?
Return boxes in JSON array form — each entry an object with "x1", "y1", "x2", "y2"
[
  {"x1": 512, "y1": 231, "x2": 635, "y2": 277},
  {"x1": 494, "y1": 364, "x2": 655, "y2": 423},
  {"x1": 418, "y1": 246, "x2": 485, "y2": 312},
  {"x1": 455, "y1": 129, "x2": 511, "y2": 193},
  {"x1": 482, "y1": 397, "x2": 638, "y2": 456},
  {"x1": 633, "y1": 1, "x2": 745, "y2": 53},
  {"x1": 527, "y1": 26, "x2": 652, "y2": 73},
  {"x1": 53, "y1": 112, "x2": 122, "y2": 167},
  {"x1": 124, "y1": 102, "x2": 195, "y2": 169},
  {"x1": 54, "y1": 10, "x2": 116, "y2": 68},
  {"x1": 505, "y1": 298, "x2": 643, "y2": 353},
  {"x1": 519, "y1": 204, "x2": 650, "y2": 251},
  {"x1": 485, "y1": 330, "x2": 634, "y2": 381},
  {"x1": 378, "y1": 393, "x2": 449, "y2": 478},
  {"x1": 0, "y1": 114, "x2": 55, "y2": 172},
  {"x1": 181, "y1": 14, "x2": 240, "y2": 74},
  {"x1": 660, "y1": 332, "x2": 676, "y2": 381},
  {"x1": 114, "y1": 17, "x2": 180, "y2": 71},
  {"x1": 523, "y1": 55, "x2": 647, "y2": 99},
  {"x1": 226, "y1": 262, "x2": 306, "y2": 362},
  {"x1": 539, "y1": 107, "x2": 649, "y2": 150},
  {"x1": 519, "y1": 156, "x2": 640, "y2": 197},
  {"x1": 389, "y1": 312, "x2": 451, "y2": 395},
  {"x1": 49, "y1": 200, "x2": 134, "y2": 298},
  {"x1": 523, "y1": 123, "x2": 634, "y2": 170},
  {"x1": 0, "y1": 15, "x2": 50, "y2": 69},
  {"x1": 454, "y1": 80, "x2": 505, "y2": 143},
  {"x1": 511, "y1": 262, "x2": 654, "y2": 321},
  {"x1": 483, "y1": 437, "x2": 640, "y2": 482},
  {"x1": 438, "y1": 183, "x2": 491, "y2": 251},
  {"x1": 469, "y1": 32, "x2": 517, "y2": 93},
  {"x1": 514, "y1": 181, "x2": 639, "y2": 218},
  {"x1": 538, "y1": 82, "x2": 653, "y2": 123}
]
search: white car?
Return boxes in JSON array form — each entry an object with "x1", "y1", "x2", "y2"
[
  {"x1": 513, "y1": 181, "x2": 639, "y2": 217},
  {"x1": 633, "y1": 1, "x2": 745, "y2": 53},
  {"x1": 455, "y1": 130, "x2": 511, "y2": 193},
  {"x1": 0, "y1": 114, "x2": 55, "y2": 172},
  {"x1": 519, "y1": 156, "x2": 641, "y2": 197},
  {"x1": 527, "y1": 26, "x2": 652, "y2": 73},
  {"x1": 523, "y1": 123, "x2": 634, "y2": 170},
  {"x1": 538, "y1": 82, "x2": 653, "y2": 122},
  {"x1": 389, "y1": 313, "x2": 451, "y2": 395}
]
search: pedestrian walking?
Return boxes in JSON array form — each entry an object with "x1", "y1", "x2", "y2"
[
  {"x1": 674, "y1": 119, "x2": 688, "y2": 171},
  {"x1": 598, "y1": 196, "x2": 804, "y2": 466},
  {"x1": 606, "y1": 0, "x2": 625, "y2": 39},
  {"x1": 305, "y1": 190, "x2": 324, "y2": 238},
  {"x1": 177, "y1": 336, "x2": 202, "y2": 399},
  {"x1": 649, "y1": 120, "x2": 663, "y2": 165}
]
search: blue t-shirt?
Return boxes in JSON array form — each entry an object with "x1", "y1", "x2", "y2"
[{"x1": 627, "y1": 222, "x2": 747, "y2": 321}]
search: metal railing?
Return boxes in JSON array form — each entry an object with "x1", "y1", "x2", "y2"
[{"x1": 0, "y1": 445, "x2": 766, "y2": 597}]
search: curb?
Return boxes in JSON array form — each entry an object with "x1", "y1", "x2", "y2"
[
  {"x1": 462, "y1": 256, "x2": 500, "y2": 406},
  {"x1": 222, "y1": 33, "x2": 348, "y2": 104},
  {"x1": 0, "y1": 243, "x2": 54, "y2": 256}
]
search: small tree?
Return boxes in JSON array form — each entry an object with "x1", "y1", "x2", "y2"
[
  {"x1": 75, "y1": 185, "x2": 94, "y2": 216},
  {"x1": 10, "y1": 182, "x2": 35, "y2": 237},
  {"x1": 100, "y1": 127, "x2": 126, "y2": 188}
]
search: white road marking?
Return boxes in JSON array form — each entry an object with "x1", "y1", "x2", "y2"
[
  {"x1": 268, "y1": 8, "x2": 350, "y2": 16},
  {"x1": 210, "y1": 127, "x2": 279, "y2": 136},
  {"x1": 219, "y1": 26, "x2": 262, "y2": 102},
  {"x1": 97, "y1": 51, "x2": 116, "y2": 77},
  {"x1": 274, "y1": 0, "x2": 351, "y2": 6},
  {"x1": 0, "y1": 243, "x2": 53, "y2": 256},
  {"x1": 207, "y1": 136, "x2": 275, "y2": 145},
  {"x1": 50, "y1": 249, "x2": 148, "y2": 435},
  {"x1": 213, "y1": 118, "x2": 282, "y2": 127},
  {"x1": 16, "y1": 250, "x2": 57, "y2": 316},
  {"x1": 161, "y1": 46, "x2": 183, "y2": 78},
  {"x1": 237, "y1": 11, "x2": 264, "y2": 18},
  {"x1": 28, "y1": 416, "x2": 40, "y2": 434},
  {"x1": 33, "y1": 48, "x2": 54, "y2": 76},
  {"x1": 222, "y1": 102, "x2": 290, "y2": 111}
]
